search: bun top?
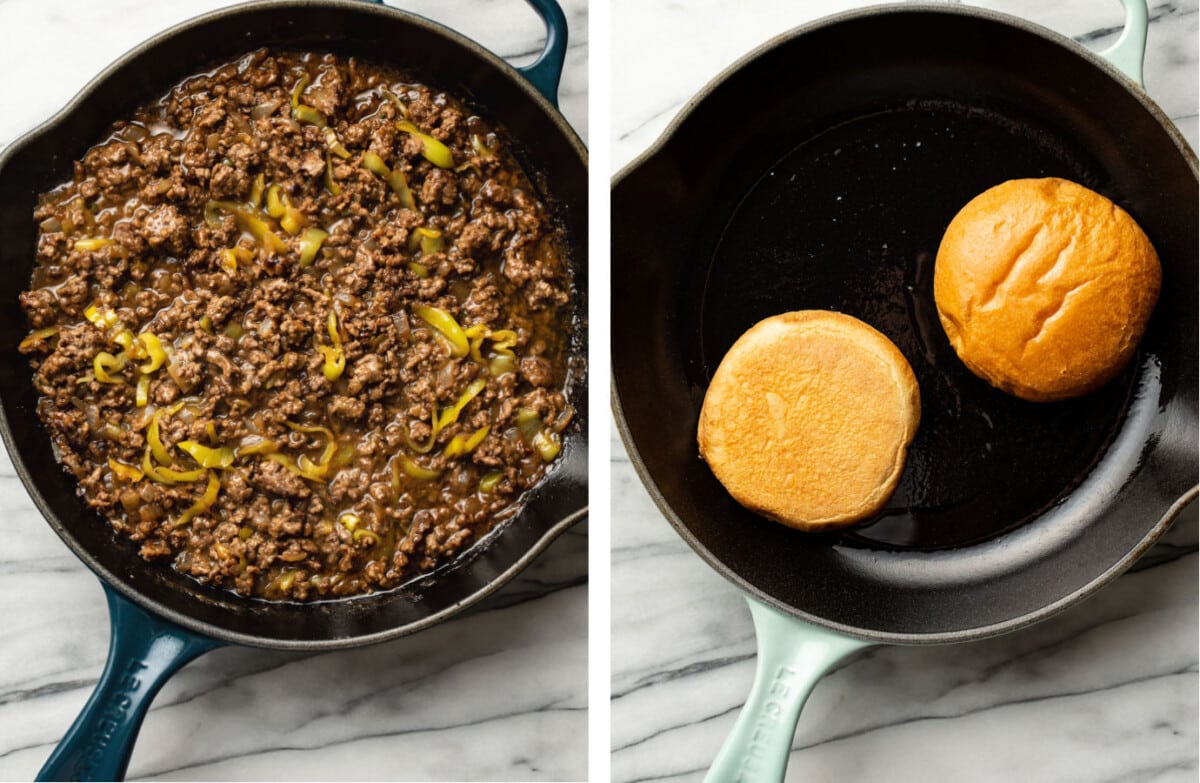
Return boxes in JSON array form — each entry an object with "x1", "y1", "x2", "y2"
[
  {"x1": 934, "y1": 177, "x2": 1161, "y2": 402},
  {"x1": 697, "y1": 310, "x2": 920, "y2": 531}
]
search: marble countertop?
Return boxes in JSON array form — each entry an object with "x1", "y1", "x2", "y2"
[
  {"x1": 0, "y1": 1, "x2": 587, "y2": 780},
  {"x1": 610, "y1": 1, "x2": 1198, "y2": 781}
]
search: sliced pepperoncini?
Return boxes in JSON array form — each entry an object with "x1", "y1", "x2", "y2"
[
  {"x1": 74, "y1": 238, "x2": 112, "y2": 252},
  {"x1": 173, "y1": 471, "x2": 220, "y2": 527},
  {"x1": 414, "y1": 305, "x2": 469, "y2": 358},
  {"x1": 206, "y1": 200, "x2": 287, "y2": 254},
  {"x1": 137, "y1": 332, "x2": 166, "y2": 373},
  {"x1": 397, "y1": 454, "x2": 441, "y2": 481},
  {"x1": 325, "y1": 152, "x2": 342, "y2": 197},
  {"x1": 18, "y1": 326, "x2": 60, "y2": 352},
  {"x1": 135, "y1": 375, "x2": 150, "y2": 407},
  {"x1": 437, "y1": 378, "x2": 487, "y2": 430},
  {"x1": 290, "y1": 74, "x2": 327, "y2": 127},
  {"x1": 444, "y1": 425, "x2": 490, "y2": 459},
  {"x1": 323, "y1": 127, "x2": 352, "y2": 159},
  {"x1": 142, "y1": 446, "x2": 207, "y2": 484},
  {"x1": 298, "y1": 227, "x2": 328, "y2": 267},
  {"x1": 409, "y1": 227, "x2": 444, "y2": 256},
  {"x1": 248, "y1": 172, "x2": 266, "y2": 208},
  {"x1": 479, "y1": 471, "x2": 503, "y2": 494},
  {"x1": 177, "y1": 440, "x2": 235, "y2": 469},
  {"x1": 93, "y1": 351, "x2": 127, "y2": 384},
  {"x1": 108, "y1": 458, "x2": 144, "y2": 483},
  {"x1": 396, "y1": 121, "x2": 454, "y2": 169},
  {"x1": 235, "y1": 436, "x2": 279, "y2": 457}
]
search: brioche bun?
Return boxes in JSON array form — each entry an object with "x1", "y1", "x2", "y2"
[
  {"x1": 934, "y1": 177, "x2": 1161, "y2": 402},
  {"x1": 697, "y1": 311, "x2": 920, "y2": 531}
]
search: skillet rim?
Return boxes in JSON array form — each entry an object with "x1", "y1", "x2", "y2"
[
  {"x1": 610, "y1": 2, "x2": 1199, "y2": 645},
  {"x1": 0, "y1": 0, "x2": 589, "y2": 650}
]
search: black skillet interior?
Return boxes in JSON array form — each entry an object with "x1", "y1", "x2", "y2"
[
  {"x1": 0, "y1": 1, "x2": 587, "y2": 648},
  {"x1": 612, "y1": 7, "x2": 1197, "y2": 642}
]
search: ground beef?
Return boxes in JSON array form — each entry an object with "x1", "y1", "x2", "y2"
[{"x1": 20, "y1": 49, "x2": 574, "y2": 601}]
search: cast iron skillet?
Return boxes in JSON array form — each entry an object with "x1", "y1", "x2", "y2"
[
  {"x1": 612, "y1": 2, "x2": 1196, "y2": 780},
  {"x1": 0, "y1": 1, "x2": 587, "y2": 779}
]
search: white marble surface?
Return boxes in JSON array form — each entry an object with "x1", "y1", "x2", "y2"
[
  {"x1": 0, "y1": 1, "x2": 587, "y2": 781},
  {"x1": 611, "y1": 1, "x2": 1198, "y2": 781}
]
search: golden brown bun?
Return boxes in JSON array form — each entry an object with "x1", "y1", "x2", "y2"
[
  {"x1": 934, "y1": 178, "x2": 1161, "y2": 402},
  {"x1": 697, "y1": 311, "x2": 920, "y2": 532}
]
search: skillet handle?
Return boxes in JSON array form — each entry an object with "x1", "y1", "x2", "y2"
[
  {"x1": 512, "y1": 0, "x2": 569, "y2": 107},
  {"x1": 1099, "y1": 0, "x2": 1149, "y2": 87},
  {"x1": 355, "y1": 0, "x2": 568, "y2": 107},
  {"x1": 704, "y1": 598, "x2": 871, "y2": 783},
  {"x1": 36, "y1": 584, "x2": 222, "y2": 782}
]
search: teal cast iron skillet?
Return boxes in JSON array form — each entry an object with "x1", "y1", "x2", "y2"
[
  {"x1": 611, "y1": 2, "x2": 1196, "y2": 780},
  {"x1": 0, "y1": 1, "x2": 587, "y2": 779}
]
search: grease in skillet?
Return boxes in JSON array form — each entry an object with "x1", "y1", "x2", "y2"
[{"x1": 18, "y1": 49, "x2": 575, "y2": 600}]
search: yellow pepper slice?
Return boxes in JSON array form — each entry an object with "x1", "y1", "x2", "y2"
[
  {"x1": 388, "y1": 169, "x2": 415, "y2": 209},
  {"x1": 408, "y1": 261, "x2": 429, "y2": 278},
  {"x1": 108, "y1": 458, "x2": 144, "y2": 483},
  {"x1": 414, "y1": 305, "x2": 469, "y2": 358},
  {"x1": 444, "y1": 425, "x2": 490, "y2": 459},
  {"x1": 135, "y1": 375, "x2": 150, "y2": 407},
  {"x1": 479, "y1": 471, "x2": 503, "y2": 494},
  {"x1": 74, "y1": 238, "x2": 112, "y2": 251},
  {"x1": 317, "y1": 345, "x2": 344, "y2": 381},
  {"x1": 206, "y1": 200, "x2": 287, "y2": 254},
  {"x1": 290, "y1": 74, "x2": 327, "y2": 127},
  {"x1": 324, "y1": 128, "x2": 351, "y2": 159},
  {"x1": 173, "y1": 471, "x2": 220, "y2": 527},
  {"x1": 142, "y1": 446, "x2": 207, "y2": 484},
  {"x1": 532, "y1": 430, "x2": 562, "y2": 461},
  {"x1": 398, "y1": 454, "x2": 441, "y2": 481},
  {"x1": 362, "y1": 151, "x2": 390, "y2": 178},
  {"x1": 352, "y1": 529, "x2": 380, "y2": 545},
  {"x1": 396, "y1": 121, "x2": 454, "y2": 169},
  {"x1": 137, "y1": 332, "x2": 166, "y2": 373},
  {"x1": 437, "y1": 378, "x2": 487, "y2": 430},
  {"x1": 94, "y1": 351, "x2": 126, "y2": 384},
  {"x1": 221, "y1": 249, "x2": 239, "y2": 274},
  {"x1": 339, "y1": 512, "x2": 360, "y2": 531},
  {"x1": 235, "y1": 436, "x2": 279, "y2": 457},
  {"x1": 409, "y1": 227, "x2": 444, "y2": 256},
  {"x1": 248, "y1": 172, "x2": 265, "y2": 208},
  {"x1": 325, "y1": 152, "x2": 342, "y2": 196},
  {"x1": 298, "y1": 227, "x2": 328, "y2": 267},
  {"x1": 265, "y1": 184, "x2": 286, "y2": 218},
  {"x1": 18, "y1": 326, "x2": 60, "y2": 352},
  {"x1": 84, "y1": 304, "x2": 119, "y2": 329},
  {"x1": 176, "y1": 440, "x2": 235, "y2": 469},
  {"x1": 402, "y1": 407, "x2": 440, "y2": 455}
]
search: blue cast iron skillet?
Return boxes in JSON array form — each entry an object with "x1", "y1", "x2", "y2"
[
  {"x1": 612, "y1": 2, "x2": 1195, "y2": 780},
  {"x1": 0, "y1": 1, "x2": 587, "y2": 779}
]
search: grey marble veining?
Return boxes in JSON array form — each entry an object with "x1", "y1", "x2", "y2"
[
  {"x1": 610, "y1": 1, "x2": 1199, "y2": 781},
  {"x1": 0, "y1": 1, "x2": 587, "y2": 780}
]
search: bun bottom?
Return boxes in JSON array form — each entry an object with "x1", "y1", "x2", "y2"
[{"x1": 698, "y1": 311, "x2": 920, "y2": 531}]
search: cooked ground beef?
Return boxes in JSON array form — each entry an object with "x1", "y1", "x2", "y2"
[{"x1": 19, "y1": 49, "x2": 575, "y2": 600}]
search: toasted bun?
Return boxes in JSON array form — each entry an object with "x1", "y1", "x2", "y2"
[
  {"x1": 697, "y1": 311, "x2": 920, "y2": 531},
  {"x1": 934, "y1": 178, "x2": 1161, "y2": 402}
]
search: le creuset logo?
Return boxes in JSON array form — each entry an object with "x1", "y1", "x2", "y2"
[
  {"x1": 76, "y1": 659, "x2": 148, "y2": 776},
  {"x1": 735, "y1": 664, "x2": 796, "y2": 782}
]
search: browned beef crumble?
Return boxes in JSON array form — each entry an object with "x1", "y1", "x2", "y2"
[{"x1": 19, "y1": 49, "x2": 574, "y2": 600}]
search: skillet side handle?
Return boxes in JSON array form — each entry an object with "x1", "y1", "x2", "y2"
[
  {"x1": 1099, "y1": 0, "x2": 1149, "y2": 87},
  {"x1": 704, "y1": 598, "x2": 871, "y2": 783},
  {"x1": 514, "y1": 0, "x2": 569, "y2": 107},
  {"x1": 36, "y1": 585, "x2": 222, "y2": 782}
]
